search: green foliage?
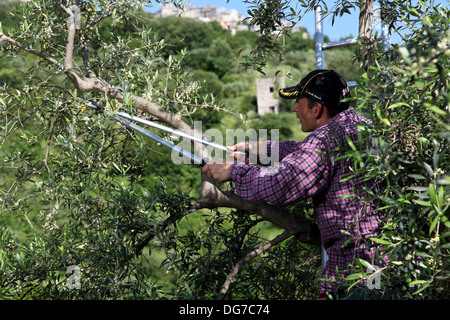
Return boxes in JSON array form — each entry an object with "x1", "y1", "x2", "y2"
[
  {"x1": 0, "y1": 183, "x2": 192, "y2": 299},
  {"x1": 0, "y1": 2, "x2": 23, "y2": 88},
  {"x1": 336, "y1": 1, "x2": 450, "y2": 299},
  {"x1": 0, "y1": 86, "x2": 197, "y2": 299},
  {"x1": 1, "y1": 0, "x2": 447, "y2": 301},
  {"x1": 0, "y1": 60, "x2": 22, "y2": 89},
  {"x1": 242, "y1": 0, "x2": 295, "y2": 73},
  {"x1": 145, "y1": 16, "x2": 228, "y2": 55},
  {"x1": 158, "y1": 203, "x2": 320, "y2": 299}
]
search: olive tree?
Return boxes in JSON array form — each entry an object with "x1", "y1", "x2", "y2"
[
  {"x1": 0, "y1": 0, "x2": 448, "y2": 299},
  {"x1": 343, "y1": 1, "x2": 450, "y2": 298},
  {"x1": 0, "y1": 0, "x2": 320, "y2": 299}
]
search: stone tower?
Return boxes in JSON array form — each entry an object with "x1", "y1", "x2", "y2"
[{"x1": 256, "y1": 77, "x2": 285, "y2": 115}]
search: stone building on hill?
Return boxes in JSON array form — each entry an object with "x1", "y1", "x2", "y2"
[
  {"x1": 256, "y1": 77, "x2": 285, "y2": 115},
  {"x1": 154, "y1": 4, "x2": 245, "y2": 35},
  {"x1": 154, "y1": 4, "x2": 310, "y2": 37}
]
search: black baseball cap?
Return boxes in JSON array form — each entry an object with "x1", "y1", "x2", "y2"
[{"x1": 279, "y1": 69, "x2": 351, "y2": 111}]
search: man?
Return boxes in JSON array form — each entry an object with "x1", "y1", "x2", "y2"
[{"x1": 202, "y1": 69, "x2": 384, "y2": 298}]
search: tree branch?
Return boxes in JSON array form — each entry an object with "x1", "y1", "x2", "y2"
[
  {"x1": 62, "y1": 1, "x2": 80, "y2": 73},
  {"x1": 85, "y1": 12, "x2": 113, "y2": 30},
  {"x1": 217, "y1": 229, "x2": 294, "y2": 298},
  {"x1": 0, "y1": 33, "x2": 63, "y2": 69},
  {"x1": 80, "y1": 34, "x2": 96, "y2": 78},
  {"x1": 359, "y1": 0, "x2": 374, "y2": 70},
  {"x1": 358, "y1": 0, "x2": 374, "y2": 42},
  {"x1": 191, "y1": 176, "x2": 320, "y2": 244}
]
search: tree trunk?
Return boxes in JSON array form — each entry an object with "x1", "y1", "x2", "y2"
[{"x1": 359, "y1": 0, "x2": 374, "y2": 70}]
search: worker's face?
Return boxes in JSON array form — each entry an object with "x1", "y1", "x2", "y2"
[{"x1": 291, "y1": 98, "x2": 315, "y2": 132}]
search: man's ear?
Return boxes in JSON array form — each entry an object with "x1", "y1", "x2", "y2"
[{"x1": 313, "y1": 102, "x2": 325, "y2": 119}]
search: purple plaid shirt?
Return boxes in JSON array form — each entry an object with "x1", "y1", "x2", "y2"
[{"x1": 230, "y1": 109, "x2": 384, "y2": 294}]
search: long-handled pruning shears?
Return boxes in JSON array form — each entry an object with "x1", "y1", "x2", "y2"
[{"x1": 85, "y1": 100, "x2": 247, "y2": 167}]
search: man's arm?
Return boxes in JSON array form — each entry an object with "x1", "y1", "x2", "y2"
[{"x1": 230, "y1": 140, "x2": 330, "y2": 207}]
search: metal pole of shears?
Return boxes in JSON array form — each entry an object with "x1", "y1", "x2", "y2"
[
  {"x1": 85, "y1": 101, "x2": 251, "y2": 166},
  {"x1": 113, "y1": 111, "x2": 240, "y2": 156},
  {"x1": 85, "y1": 101, "x2": 207, "y2": 166},
  {"x1": 112, "y1": 113, "x2": 207, "y2": 166}
]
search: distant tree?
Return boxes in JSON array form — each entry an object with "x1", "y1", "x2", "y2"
[
  {"x1": 145, "y1": 16, "x2": 226, "y2": 56},
  {"x1": 185, "y1": 38, "x2": 235, "y2": 77}
]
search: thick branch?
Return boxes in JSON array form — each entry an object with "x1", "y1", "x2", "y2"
[
  {"x1": 65, "y1": 24, "x2": 76, "y2": 71},
  {"x1": 358, "y1": 0, "x2": 374, "y2": 70},
  {"x1": 192, "y1": 175, "x2": 321, "y2": 245},
  {"x1": 358, "y1": 0, "x2": 374, "y2": 42}
]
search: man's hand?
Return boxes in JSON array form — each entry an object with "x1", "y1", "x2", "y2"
[
  {"x1": 201, "y1": 159, "x2": 233, "y2": 182},
  {"x1": 227, "y1": 141, "x2": 266, "y2": 164}
]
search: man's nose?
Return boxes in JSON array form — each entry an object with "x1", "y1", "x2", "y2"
[{"x1": 291, "y1": 103, "x2": 298, "y2": 112}]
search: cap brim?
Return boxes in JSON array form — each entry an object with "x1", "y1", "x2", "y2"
[{"x1": 279, "y1": 86, "x2": 302, "y2": 99}]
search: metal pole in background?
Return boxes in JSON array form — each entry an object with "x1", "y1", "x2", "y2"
[
  {"x1": 315, "y1": 5, "x2": 325, "y2": 70},
  {"x1": 313, "y1": 1, "x2": 390, "y2": 273},
  {"x1": 381, "y1": 14, "x2": 391, "y2": 53},
  {"x1": 314, "y1": 5, "x2": 329, "y2": 270}
]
